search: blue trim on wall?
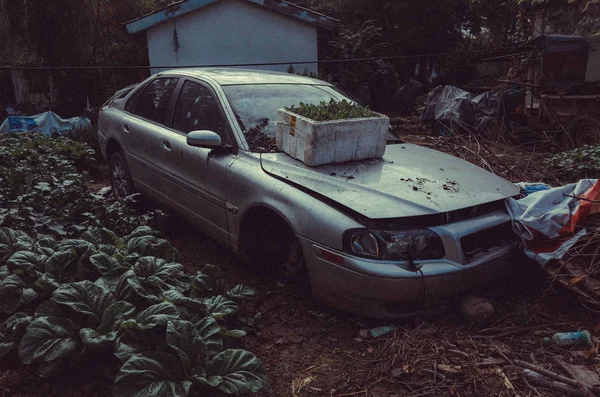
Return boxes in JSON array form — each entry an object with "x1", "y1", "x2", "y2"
[
  {"x1": 125, "y1": 0, "x2": 338, "y2": 34},
  {"x1": 127, "y1": 0, "x2": 220, "y2": 34}
]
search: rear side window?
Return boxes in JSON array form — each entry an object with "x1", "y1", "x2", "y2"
[
  {"x1": 172, "y1": 80, "x2": 230, "y2": 141},
  {"x1": 127, "y1": 78, "x2": 179, "y2": 125},
  {"x1": 109, "y1": 87, "x2": 135, "y2": 108}
]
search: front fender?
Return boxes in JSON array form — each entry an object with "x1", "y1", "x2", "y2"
[{"x1": 227, "y1": 152, "x2": 364, "y2": 251}]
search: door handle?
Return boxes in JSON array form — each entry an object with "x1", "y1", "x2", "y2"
[
  {"x1": 123, "y1": 124, "x2": 130, "y2": 133},
  {"x1": 161, "y1": 139, "x2": 172, "y2": 151}
]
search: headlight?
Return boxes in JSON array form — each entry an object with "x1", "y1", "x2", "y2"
[{"x1": 344, "y1": 229, "x2": 445, "y2": 261}]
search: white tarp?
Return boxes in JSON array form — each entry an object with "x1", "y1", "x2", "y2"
[
  {"x1": 0, "y1": 111, "x2": 90, "y2": 136},
  {"x1": 507, "y1": 179, "x2": 600, "y2": 265}
]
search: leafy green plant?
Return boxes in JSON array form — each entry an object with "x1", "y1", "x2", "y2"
[
  {"x1": 63, "y1": 124, "x2": 103, "y2": 162},
  {"x1": 547, "y1": 145, "x2": 600, "y2": 181},
  {"x1": 286, "y1": 99, "x2": 376, "y2": 122},
  {"x1": 0, "y1": 226, "x2": 268, "y2": 396},
  {"x1": 0, "y1": 133, "x2": 165, "y2": 237}
]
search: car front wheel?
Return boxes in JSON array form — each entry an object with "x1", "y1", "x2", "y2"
[{"x1": 109, "y1": 151, "x2": 135, "y2": 201}]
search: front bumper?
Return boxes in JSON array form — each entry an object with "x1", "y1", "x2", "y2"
[{"x1": 300, "y1": 210, "x2": 517, "y2": 319}]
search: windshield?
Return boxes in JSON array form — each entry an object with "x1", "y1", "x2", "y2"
[{"x1": 222, "y1": 84, "x2": 353, "y2": 152}]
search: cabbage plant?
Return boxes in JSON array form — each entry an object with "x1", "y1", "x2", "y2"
[{"x1": 0, "y1": 226, "x2": 268, "y2": 396}]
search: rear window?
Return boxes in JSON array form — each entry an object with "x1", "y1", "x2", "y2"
[{"x1": 126, "y1": 78, "x2": 179, "y2": 125}]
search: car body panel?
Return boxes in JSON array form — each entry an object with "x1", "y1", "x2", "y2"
[{"x1": 261, "y1": 144, "x2": 520, "y2": 219}]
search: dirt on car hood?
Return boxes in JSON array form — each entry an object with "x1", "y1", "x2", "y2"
[{"x1": 260, "y1": 143, "x2": 520, "y2": 219}]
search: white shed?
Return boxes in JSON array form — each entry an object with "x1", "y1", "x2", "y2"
[{"x1": 125, "y1": 0, "x2": 338, "y2": 74}]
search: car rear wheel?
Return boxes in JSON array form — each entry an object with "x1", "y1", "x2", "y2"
[
  {"x1": 109, "y1": 151, "x2": 135, "y2": 201},
  {"x1": 562, "y1": 114, "x2": 600, "y2": 149}
]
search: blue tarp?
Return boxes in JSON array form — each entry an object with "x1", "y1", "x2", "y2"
[{"x1": 0, "y1": 111, "x2": 90, "y2": 135}]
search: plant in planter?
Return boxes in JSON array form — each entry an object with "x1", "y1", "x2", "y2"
[
  {"x1": 277, "y1": 99, "x2": 389, "y2": 166},
  {"x1": 0, "y1": 226, "x2": 268, "y2": 397},
  {"x1": 286, "y1": 99, "x2": 375, "y2": 121}
]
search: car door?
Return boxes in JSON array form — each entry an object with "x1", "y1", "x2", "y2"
[
  {"x1": 158, "y1": 79, "x2": 235, "y2": 244},
  {"x1": 120, "y1": 77, "x2": 180, "y2": 197}
]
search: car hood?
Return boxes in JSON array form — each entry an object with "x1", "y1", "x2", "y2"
[{"x1": 260, "y1": 143, "x2": 519, "y2": 219}]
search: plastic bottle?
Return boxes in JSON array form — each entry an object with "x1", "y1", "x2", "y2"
[{"x1": 543, "y1": 330, "x2": 592, "y2": 347}]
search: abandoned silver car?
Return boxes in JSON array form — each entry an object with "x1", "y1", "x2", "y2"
[{"x1": 98, "y1": 68, "x2": 520, "y2": 319}]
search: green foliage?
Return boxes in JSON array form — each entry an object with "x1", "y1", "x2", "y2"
[
  {"x1": 0, "y1": 226, "x2": 267, "y2": 396},
  {"x1": 0, "y1": 133, "x2": 164, "y2": 237},
  {"x1": 63, "y1": 125, "x2": 102, "y2": 159},
  {"x1": 547, "y1": 145, "x2": 600, "y2": 181},
  {"x1": 287, "y1": 99, "x2": 376, "y2": 121}
]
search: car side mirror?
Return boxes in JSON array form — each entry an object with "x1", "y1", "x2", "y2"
[{"x1": 187, "y1": 130, "x2": 222, "y2": 148}]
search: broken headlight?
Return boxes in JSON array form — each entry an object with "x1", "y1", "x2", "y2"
[{"x1": 345, "y1": 229, "x2": 445, "y2": 261}]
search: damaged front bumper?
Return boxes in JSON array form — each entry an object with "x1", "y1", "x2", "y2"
[{"x1": 301, "y1": 210, "x2": 518, "y2": 319}]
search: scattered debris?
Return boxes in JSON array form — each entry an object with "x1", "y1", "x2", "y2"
[
  {"x1": 97, "y1": 186, "x2": 111, "y2": 196},
  {"x1": 476, "y1": 357, "x2": 506, "y2": 367},
  {"x1": 370, "y1": 325, "x2": 395, "y2": 338},
  {"x1": 399, "y1": 131, "x2": 565, "y2": 186},
  {"x1": 437, "y1": 364, "x2": 463, "y2": 374},
  {"x1": 244, "y1": 118, "x2": 279, "y2": 153},
  {"x1": 460, "y1": 295, "x2": 495, "y2": 326},
  {"x1": 516, "y1": 182, "x2": 552, "y2": 196},
  {"x1": 543, "y1": 330, "x2": 593, "y2": 347},
  {"x1": 291, "y1": 375, "x2": 314, "y2": 397},
  {"x1": 508, "y1": 179, "x2": 600, "y2": 309}
]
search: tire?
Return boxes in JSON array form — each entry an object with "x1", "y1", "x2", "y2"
[
  {"x1": 562, "y1": 114, "x2": 600, "y2": 149},
  {"x1": 238, "y1": 215, "x2": 307, "y2": 279},
  {"x1": 109, "y1": 151, "x2": 135, "y2": 201}
]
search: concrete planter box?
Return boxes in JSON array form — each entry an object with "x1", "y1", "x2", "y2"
[{"x1": 276, "y1": 109, "x2": 389, "y2": 166}]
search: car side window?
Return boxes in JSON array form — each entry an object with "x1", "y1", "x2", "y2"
[
  {"x1": 127, "y1": 78, "x2": 178, "y2": 125},
  {"x1": 172, "y1": 80, "x2": 230, "y2": 141}
]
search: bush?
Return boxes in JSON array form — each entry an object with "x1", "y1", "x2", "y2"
[
  {"x1": 63, "y1": 124, "x2": 103, "y2": 161},
  {"x1": 0, "y1": 226, "x2": 268, "y2": 396},
  {"x1": 547, "y1": 145, "x2": 600, "y2": 181},
  {"x1": 286, "y1": 99, "x2": 376, "y2": 121},
  {"x1": 0, "y1": 133, "x2": 164, "y2": 237}
]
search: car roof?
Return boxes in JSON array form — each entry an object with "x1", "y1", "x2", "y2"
[{"x1": 158, "y1": 68, "x2": 331, "y2": 86}]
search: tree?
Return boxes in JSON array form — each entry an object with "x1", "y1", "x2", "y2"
[{"x1": 0, "y1": 0, "x2": 157, "y2": 115}]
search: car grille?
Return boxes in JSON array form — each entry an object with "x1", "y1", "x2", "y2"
[
  {"x1": 372, "y1": 199, "x2": 508, "y2": 229},
  {"x1": 461, "y1": 222, "x2": 519, "y2": 263}
]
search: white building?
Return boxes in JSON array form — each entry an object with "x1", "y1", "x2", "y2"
[{"x1": 125, "y1": 0, "x2": 338, "y2": 74}]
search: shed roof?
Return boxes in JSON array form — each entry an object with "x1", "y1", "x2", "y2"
[{"x1": 125, "y1": 0, "x2": 339, "y2": 34}]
